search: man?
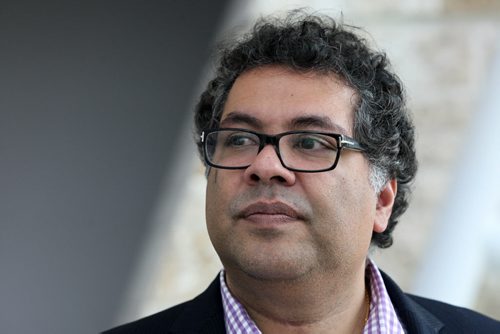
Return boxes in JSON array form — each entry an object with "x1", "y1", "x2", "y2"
[{"x1": 105, "y1": 12, "x2": 500, "y2": 333}]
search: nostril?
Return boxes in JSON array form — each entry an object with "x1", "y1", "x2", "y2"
[
  {"x1": 249, "y1": 173, "x2": 287, "y2": 184},
  {"x1": 271, "y1": 175, "x2": 287, "y2": 183}
]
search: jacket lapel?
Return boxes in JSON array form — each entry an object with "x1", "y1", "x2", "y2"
[
  {"x1": 170, "y1": 276, "x2": 226, "y2": 333},
  {"x1": 381, "y1": 271, "x2": 444, "y2": 334}
]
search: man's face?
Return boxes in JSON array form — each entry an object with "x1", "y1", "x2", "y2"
[{"x1": 205, "y1": 66, "x2": 394, "y2": 282}]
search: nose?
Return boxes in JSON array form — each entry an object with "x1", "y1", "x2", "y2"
[{"x1": 243, "y1": 144, "x2": 296, "y2": 186}]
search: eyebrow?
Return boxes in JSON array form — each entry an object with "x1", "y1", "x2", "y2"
[
  {"x1": 220, "y1": 112, "x2": 263, "y2": 129},
  {"x1": 290, "y1": 115, "x2": 349, "y2": 135},
  {"x1": 220, "y1": 111, "x2": 350, "y2": 135}
]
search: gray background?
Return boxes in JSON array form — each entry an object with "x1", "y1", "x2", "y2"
[{"x1": 0, "y1": 1, "x2": 228, "y2": 333}]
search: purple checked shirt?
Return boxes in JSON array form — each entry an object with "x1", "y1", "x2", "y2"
[{"x1": 220, "y1": 258, "x2": 405, "y2": 333}]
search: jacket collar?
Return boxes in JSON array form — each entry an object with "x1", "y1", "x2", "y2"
[
  {"x1": 381, "y1": 270, "x2": 444, "y2": 334},
  {"x1": 170, "y1": 277, "x2": 226, "y2": 334}
]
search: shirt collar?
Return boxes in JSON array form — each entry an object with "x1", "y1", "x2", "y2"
[
  {"x1": 364, "y1": 258, "x2": 406, "y2": 334},
  {"x1": 219, "y1": 270, "x2": 261, "y2": 334},
  {"x1": 219, "y1": 258, "x2": 405, "y2": 334}
]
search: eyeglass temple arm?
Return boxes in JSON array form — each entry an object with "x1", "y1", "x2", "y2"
[{"x1": 340, "y1": 135, "x2": 364, "y2": 151}]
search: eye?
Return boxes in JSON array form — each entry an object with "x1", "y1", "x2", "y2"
[
  {"x1": 224, "y1": 132, "x2": 258, "y2": 147},
  {"x1": 293, "y1": 134, "x2": 337, "y2": 151}
]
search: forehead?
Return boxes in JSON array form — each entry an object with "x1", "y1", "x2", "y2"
[{"x1": 221, "y1": 66, "x2": 358, "y2": 135}]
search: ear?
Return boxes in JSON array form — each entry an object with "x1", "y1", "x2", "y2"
[{"x1": 373, "y1": 179, "x2": 397, "y2": 233}]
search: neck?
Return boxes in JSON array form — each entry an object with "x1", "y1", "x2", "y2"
[{"x1": 225, "y1": 264, "x2": 369, "y2": 334}]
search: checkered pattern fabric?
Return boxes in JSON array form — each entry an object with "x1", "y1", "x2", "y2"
[
  {"x1": 365, "y1": 259, "x2": 406, "y2": 333},
  {"x1": 220, "y1": 271, "x2": 261, "y2": 333},
  {"x1": 220, "y1": 258, "x2": 405, "y2": 333}
]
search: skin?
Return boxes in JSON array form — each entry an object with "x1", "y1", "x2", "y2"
[{"x1": 205, "y1": 65, "x2": 397, "y2": 333}]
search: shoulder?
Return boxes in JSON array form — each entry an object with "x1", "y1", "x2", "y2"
[
  {"x1": 102, "y1": 301, "x2": 191, "y2": 334},
  {"x1": 407, "y1": 294, "x2": 500, "y2": 332},
  {"x1": 380, "y1": 270, "x2": 500, "y2": 333},
  {"x1": 102, "y1": 277, "x2": 225, "y2": 334}
]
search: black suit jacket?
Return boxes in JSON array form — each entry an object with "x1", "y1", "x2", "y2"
[{"x1": 104, "y1": 271, "x2": 500, "y2": 333}]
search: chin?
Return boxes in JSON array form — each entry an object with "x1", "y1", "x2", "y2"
[
  {"x1": 216, "y1": 234, "x2": 318, "y2": 281},
  {"x1": 244, "y1": 266, "x2": 313, "y2": 283},
  {"x1": 236, "y1": 253, "x2": 315, "y2": 282}
]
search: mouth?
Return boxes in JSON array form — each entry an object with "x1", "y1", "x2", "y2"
[{"x1": 237, "y1": 201, "x2": 303, "y2": 225}]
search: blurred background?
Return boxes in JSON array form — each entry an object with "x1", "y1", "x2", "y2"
[{"x1": 1, "y1": 1, "x2": 499, "y2": 333}]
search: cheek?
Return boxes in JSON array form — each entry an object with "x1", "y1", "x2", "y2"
[
  {"x1": 205, "y1": 170, "x2": 237, "y2": 231},
  {"x1": 205, "y1": 175, "x2": 227, "y2": 251},
  {"x1": 206, "y1": 172, "x2": 224, "y2": 221},
  {"x1": 310, "y1": 174, "x2": 375, "y2": 241},
  {"x1": 310, "y1": 174, "x2": 355, "y2": 218}
]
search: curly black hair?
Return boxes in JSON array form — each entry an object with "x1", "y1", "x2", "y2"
[{"x1": 194, "y1": 12, "x2": 417, "y2": 248}]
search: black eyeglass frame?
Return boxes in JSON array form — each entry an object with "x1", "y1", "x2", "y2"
[{"x1": 201, "y1": 128, "x2": 365, "y2": 173}]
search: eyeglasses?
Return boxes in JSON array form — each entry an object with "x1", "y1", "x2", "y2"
[{"x1": 200, "y1": 128, "x2": 365, "y2": 173}]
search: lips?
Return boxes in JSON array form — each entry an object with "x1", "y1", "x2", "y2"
[{"x1": 237, "y1": 202, "x2": 303, "y2": 222}]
